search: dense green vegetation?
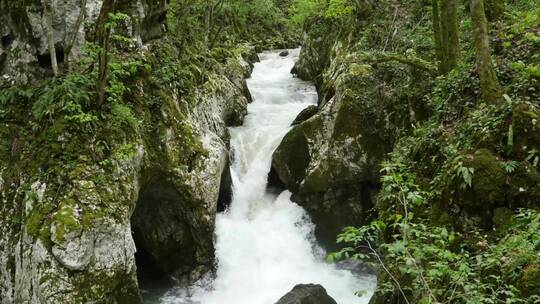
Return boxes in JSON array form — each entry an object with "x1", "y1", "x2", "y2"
[{"x1": 296, "y1": 0, "x2": 540, "y2": 303}]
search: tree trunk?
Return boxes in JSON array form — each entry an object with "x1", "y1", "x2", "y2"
[
  {"x1": 445, "y1": 0, "x2": 460, "y2": 69},
  {"x1": 43, "y1": 0, "x2": 59, "y2": 76},
  {"x1": 431, "y1": 0, "x2": 444, "y2": 73},
  {"x1": 64, "y1": 0, "x2": 87, "y2": 71},
  {"x1": 471, "y1": 0, "x2": 503, "y2": 104},
  {"x1": 95, "y1": 0, "x2": 116, "y2": 105},
  {"x1": 438, "y1": 0, "x2": 460, "y2": 73}
]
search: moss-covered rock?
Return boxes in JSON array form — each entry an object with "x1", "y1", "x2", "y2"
[
  {"x1": 0, "y1": 0, "x2": 168, "y2": 86},
  {"x1": 291, "y1": 105, "x2": 318, "y2": 126},
  {"x1": 273, "y1": 30, "x2": 429, "y2": 248},
  {"x1": 511, "y1": 103, "x2": 540, "y2": 160},
  {"x1": 461, "y1": 149, "x2": 507, "y2": 208},
  {"x1": 272, "y1": 124, "x2": 312, "y2": 193},
  {"x1": 517, "y1": 263, "x2": 540, "y2": 297},
  {"x1": 507, "y1": 161, "x2": 540, "y2": 208}
]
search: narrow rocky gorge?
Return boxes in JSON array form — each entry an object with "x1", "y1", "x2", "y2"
[{"x1": 1, "y1": 0, "x2": 539, "y2": 303}]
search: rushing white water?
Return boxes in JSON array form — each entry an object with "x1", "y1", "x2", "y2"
[{"x1": 161, "y1": 49, "x2": 375, "y2": 304}]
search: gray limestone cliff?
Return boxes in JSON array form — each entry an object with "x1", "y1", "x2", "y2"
[{"x1": 0, "y1": 1, "x2": 257, "y2": 303}]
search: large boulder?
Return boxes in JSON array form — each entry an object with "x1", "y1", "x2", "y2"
[
  {"x1": 272, "y1": 37, "x2": 425, "y2": 248},
  {"x1": 275, "y1": 284, "x2": 338, "y2": 304}
]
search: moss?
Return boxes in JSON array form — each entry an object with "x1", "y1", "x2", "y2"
[
  {"x1": 292, "y1": 105, "x2": 318, "y2": 126},
  {"x1": 332, "y1": 95, "x2": 362, "y2": 140},
  {"x1": 511, "y1": 103, "x2": 540, "y2": 160},
  {"x1": 302, "y1": 167, "x2": 330, "y2": 194},
  {"x1": 517, "y1": 263, "x2": 540, "y2": 297},
  {"x1": 492, "y1": 207, "x2": 513, "y2": 230},
  {"x1": 71, "y1": 270, "x2": 142, "y2": 304},
  {"x1": 26, "y1": 209, "x2": 45, "y2": 237},
  {"x1": 461, "y1": 149, "x2": 506, "y2": 208},
  {"x1": 507, "y1": 162, "x2": 540, "y2": 208},
  {"x1": 25, "y1": 202, "x2": 54, "y2": 238},
  {"x1": 272, "y1": 122, "x2": 313, "y2": 192},
  {"x1": 52, "y1": 198, "x2": 81, "y2": 243}
]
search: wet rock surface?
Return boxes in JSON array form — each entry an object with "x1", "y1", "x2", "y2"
[{"x1": 275, "y1": 284, "x2": 338, "y2": 304}]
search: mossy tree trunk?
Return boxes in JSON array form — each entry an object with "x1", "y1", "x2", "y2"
[
  {"x1": 95, "y1": 0, "x2": 117, "y2": 105},
  {"x1": 471, "y1": 0, "x2": 503, "y2": 104},
  {"x1": 432, "y1": 0, "x2": 460, "y2": 74},
  {"x1": 43, "y1": 0, "x2": 59, "y2": 76},
  {"x1": 431, "y1": 0, "x2": 444, "y2": 73}
]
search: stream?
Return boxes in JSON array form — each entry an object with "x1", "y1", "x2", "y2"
[{"x1": 159, "y1": 49, "x2": 375, "y2": 304}]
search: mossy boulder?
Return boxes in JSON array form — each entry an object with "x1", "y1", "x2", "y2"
[
  {"x1": 273, "y1": 51, "x2": 419, "y2": 248},
  {"x1": 507, "y1": 162, "x2": 540, "y2": 208},
  {"x1": 272, "y1": 124, "x2": 312, "y2": 193},
  {"x1": 511, "y1": 104, "x2": 540, "y2": 160},
  {"x1": 291, "y1": 17, "x2": 337, "y2": 96},
  {"x1": 291, "y1": 105, "x2": 318, "y2": 126},
  {"x1": 273, "y1": 21, "x2": 432, "y2": 248},
  {"x1": 460, "y1": 149, "x2": 506, "y2": 208},
  {"x1": 517, "y1": 263, "x2": 540, "y2": 297}
]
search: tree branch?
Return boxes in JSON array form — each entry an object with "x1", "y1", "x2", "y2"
[{"x1": 346, "y1": 53, "x2": 437, "y2": 74}]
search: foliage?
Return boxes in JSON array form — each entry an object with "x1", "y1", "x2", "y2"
[
  {"x1": 330, "y1": 158, "x2": 540, "y2": 303},
  {"x1": 289, "y1": 0, "x2": 327, "y2": 25},
  {"x1": 288, "y1": 0, "x2": 355, "y2": 26},
  {"x1": 168, "y1": 0, "x2": 292, "y2": 48},
  {"x1": 30, "y1": 73, "x2": 98, "y2": 132}
]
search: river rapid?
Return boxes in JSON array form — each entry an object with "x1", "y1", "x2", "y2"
[{"x1": 160, "y1": 49, "x2": 375, "y2": 304}]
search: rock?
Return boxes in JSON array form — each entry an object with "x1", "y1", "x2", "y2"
[
  {"x1": 451, "y1": 149, "x2": 513, "y2": 230},
  {"x1": 51, "y1": 230, "x2": 93, "y2": 271},
  {"x1": 279, "y1": 50, "x2": 289, "y2": 57},
  {"x1": 131, "y1": 180, "x2": 199, "y2": 280},
  {"x1": 291, "y1": 105, "x2": 318, "y2": 126},
  {"x1": 273, "y1": 21, "x2": 427, "y2": 249},
  {"x1": 272, "y1": 83, "x2": 391, "y2": 248},
  {"x1": 0, "y1": 32, "x2": 257, "y2": 304},
  {"x1": 275, "y1": 284, "x2": 337, "y2": 304},
  {"x1": 511, "y1": 104, "x2": 540, "y2": 160},
  {"x1": 507, "y1": 161, "x2": 540, "y2": 208},
  {"x1": 291, "y1": 17, "x2": 336, "y2": 90},
  {"x1": 460, "y1": 149, "x2": 506, "y2": 209},
  {"x1": 517, "y1": 263, "x2": 540, "y2": 297},
  {"x1": 0, "y1": 0, "x2": 168, "y2": 86}
]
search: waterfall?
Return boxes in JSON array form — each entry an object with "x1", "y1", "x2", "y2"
[{"x1": 161, "y1": 49, "x2": 375, "y2": 304}]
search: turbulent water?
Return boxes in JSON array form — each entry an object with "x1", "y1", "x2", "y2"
[{"x1": 160, "y1": 49, "x2": 375, "y2": 304}]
